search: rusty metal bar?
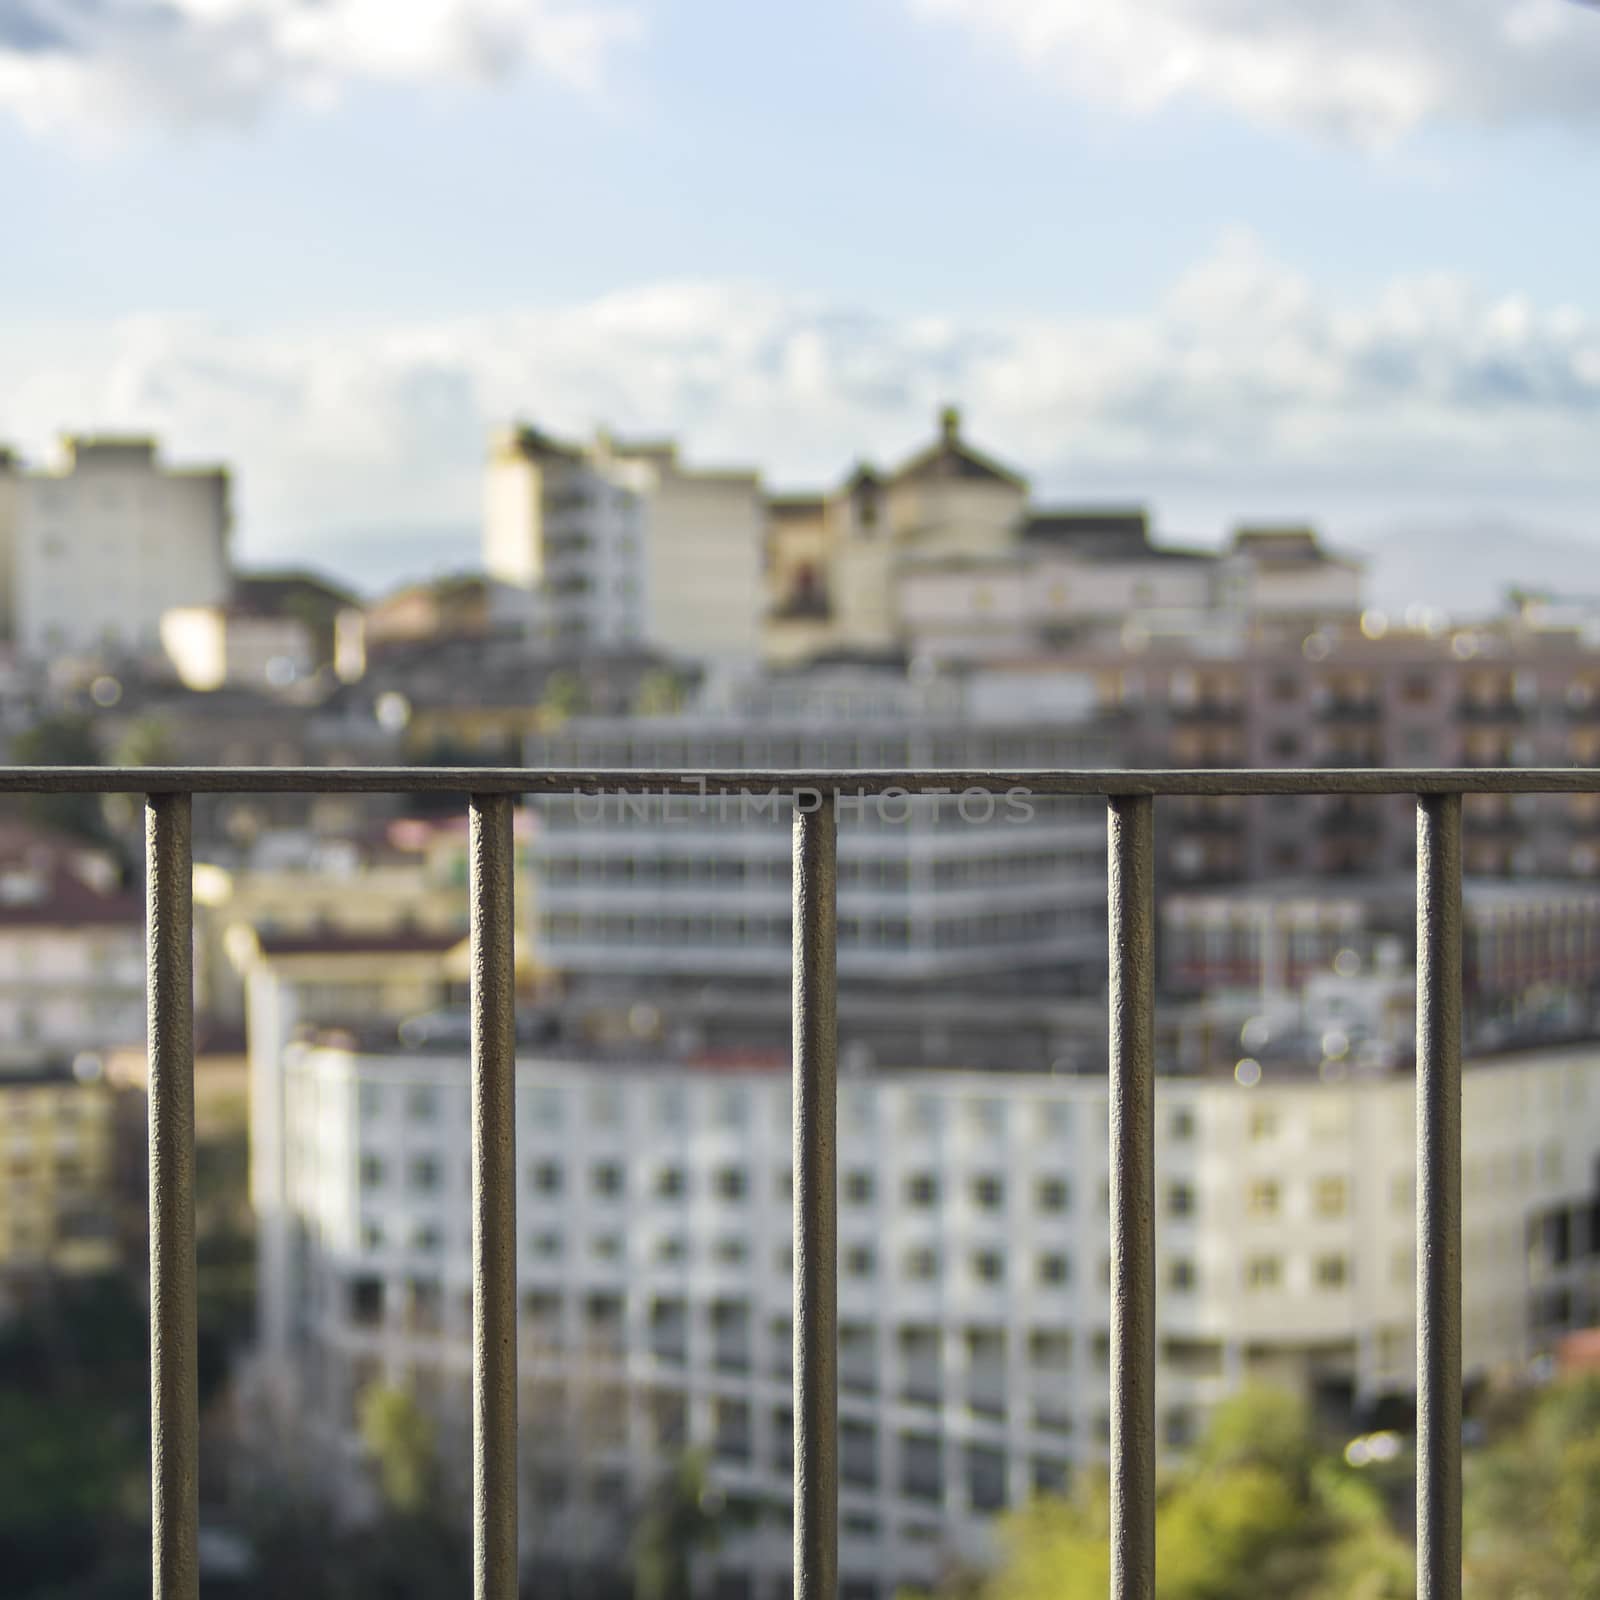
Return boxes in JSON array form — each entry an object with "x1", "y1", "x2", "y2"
[
  {"x1": 1417, "y1": 794, "x2": 1463, "y2": 1600},
  {"x1": 792, "y1": 794, "x2": 838, "y2": 1600},
  {"x1": 1108, "y1": 794, "x2": 1156, "y2": 1600},
  {"x1": 3, "y1": 766, "x2": 1600, "y2": 797},
  {"x1": 147, "y1": 793, "x2": 197, "y2": 1600},
  {"x1": 469, "y1": 795, "x2": 518, "y2": 1600}
]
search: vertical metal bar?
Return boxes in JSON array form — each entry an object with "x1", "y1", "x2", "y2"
[
  {"x1": 793, "y1": 793, "x2": 838, "y2": 1600},
  {"x1": 470, "y1": 795, "x2": 518, "y2": 1600},
  {"x1": 147, "y1": 793, "x2": 197, "y2": 1600},
  {"x1": 1417, "y1": 794, "x2": 1462, "y2": 1600},
  {"x1": 1108, "y1": 794, "x2": 1155, "y2": 1600}
]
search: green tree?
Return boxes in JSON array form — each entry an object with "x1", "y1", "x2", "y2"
[
  {"x1": 8, "y1": 714, "x2": 107, "y2": 843},
  {"x1": 630, "y1": 1451, "x2": 722, "y2": 1600},
  {"x1": 358, "y1": 1384, "x2": 439, "y2": 1516},
  {"x1": 1465, "y1": 1374, "x2": 1600, "y2": 1599},
  {"x1": 633, "y1": 669, "x2": 686, "y2": 719},
  {"x1": 538, "y1": 672, "x2": 588, "y2": 729},
  {"x1": 980, "y1": 1389, "x2": 1412, "y2": 1600}
]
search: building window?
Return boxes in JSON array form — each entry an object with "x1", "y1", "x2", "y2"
[
  {"x1": 1036, "y1": 1176, "x2": 1070, "y2": 1213},
  {"x1": 973, "y1": 1250, "x2": 1005, "y2": 1284},
  {"x1": 1168, "y1": 1258, "x2": 1196, "y2": 1292},
  {"x1": 714, "y1": 1166, "x2": 748, "y2": 1202},
  {"x1": 1244, "y1": 1255, "x2": 1282, "y2": 1290},
  {"x1": 1171, "y1": 1107, "x2": 1196, "y2": 1140},
  {"x1": 592, "y1": 1162, "x2": 624, "y2": 1199},
  {"x1": 359, "y1": 1155, "x2": 385, "y2": 1189},
  {"x1": 905, "y1": 1173, "x2": 939, "y2": 1208},
  {"x1": 530, "y1": 1161, "x2": 563, "y2": 1196},
  {"x1": 971, "y1": 1174, "x2": 1005, "y2": 1211},
  {"x1": 1167, "y1": 1181, "x2": 1195, "y2": 1218},
  {"x1": 844, "y1": 1170, "x2": 875, "y2": 1206},
  {"x1": 1038, "y1": 1253, "x2": 1071, "y2": 1287},
  {"x1": 655, "y1": 1166, "x2": 686, "y2": 1200},
  {"x1": 1314, "y1": 1176, "x2": 1348, "y2": 1217},
  {"x1": 1248, "y1": 1107, "x2": 1278, "y2": 1141},
  {"x1": 903, "y1": 1247, "x2": 940, "y2": 1282},
  {"x1": 845, "y1": 1245, "x2": 875, "y2": 1279},
  {"x1": 1315, "y1": 1254, "x2": 1349, "y2": 1288},
  {"x1": 406, "y1": 1087, "x2": 437, "y2": 1120},
  {"x1": 408, "y1": 1156, "x2": 441, "y2": 1192},
  {"x1": 1246, "y1": 1179, "x2": 1280, "y2": 1218}
]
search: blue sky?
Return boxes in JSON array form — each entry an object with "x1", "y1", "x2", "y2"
[{"x1": 3, "y1": 0, "x2": 1600, "y2": 601}]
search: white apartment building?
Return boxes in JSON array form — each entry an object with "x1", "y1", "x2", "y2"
[
  {"x1": 525, "y1": 667, "x2": 1110, "y2": 994},
  {"x1": 484, "y1": 423, "x2": 764, "y2": 659},
  {"x1": 12, "y1": 436, "x2": 231, "y2": 659},
  {"x1": 253, "y1": 1032, "x2": 1600, "y2": 1599}
]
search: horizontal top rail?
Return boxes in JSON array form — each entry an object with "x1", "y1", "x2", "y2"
[{"x1": 1, "y1": 765, "x2": 1599, "y2": 796}]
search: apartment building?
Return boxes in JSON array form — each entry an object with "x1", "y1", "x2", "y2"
[
  {"x1": 961, "y1": 606, "x2": 1600, "y2": 889},
  {"x1": 252, "y1": 1027, "x2": 1600, "y2": 1598},
  {"x1": 523, "y1": 665, "x2": 1110, "y2": 997},
  {"x1": 485, "y1": 423, "x2": 764, "y2": 659},
  {"x1": 485, "y1": 425, "x2": 648, "y2": 651},
  {"x1": 8, "y1": 435, "x2": 230, "y2": 659}
]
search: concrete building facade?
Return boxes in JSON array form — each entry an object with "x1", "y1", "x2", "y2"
[
  {"x1": 14, "y1": 436, "x2": 230, "y2": 659},
  {"x1": 252, "y1": 1033, "x2": 1600, "y2": 1597},
  {"x1": 523, "y1": 667, "x2": 1109, "y2": 997}
]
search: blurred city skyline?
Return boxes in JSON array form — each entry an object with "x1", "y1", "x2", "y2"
[{"x1": 4, "y1": 2, "x2": 1600, "y2": 598}]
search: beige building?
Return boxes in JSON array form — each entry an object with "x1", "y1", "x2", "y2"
[
  {"x1": 161, "y1": 605, "x2": 317, "y2": 692},
  {"x1": 0, "y1": 1060, "x2": 120, "y2": 1296},
  {"x1": 599, "y1": 432, "x2": 764, "y2": 661},
  {"x1": 763, "y1": 410, "x2": 1361, "y2": 665},
  {"x1": 485, "y1": 422, "x2": 763, "y2": 659}
]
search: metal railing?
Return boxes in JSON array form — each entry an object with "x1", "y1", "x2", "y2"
[{"x1": 14, "y1": 762, "x2": 1589, "y2": 1600}]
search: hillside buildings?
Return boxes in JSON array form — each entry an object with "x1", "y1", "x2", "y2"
[{"x1": 762, "y1": 408, "x2": 1362, "y2": 665}]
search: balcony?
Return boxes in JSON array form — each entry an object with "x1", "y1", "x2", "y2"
[
  {"x1": 1316, "y1": 698, "x2": 1383, "y2": 723},
  {"x1": 22, "y1": 760, "x2": 1517, "y2": 1600},
  {"x1": 1457, "y1": 699, "x2": 1529, "y2": 724},
  {"x1": 1170, "y1": 701, "x2": 1242, "y2": 725}
]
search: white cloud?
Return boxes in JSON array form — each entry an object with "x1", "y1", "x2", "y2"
[
  {"x1": 0, "y1": 0, "x2": 643, "y2": 136},
  {"x1": 909, "y1": 0, "x2": 1600, "y2": 144},
  {"x1": 3, "y1": 233, "x2": 1600, "y2": 586}
]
